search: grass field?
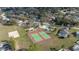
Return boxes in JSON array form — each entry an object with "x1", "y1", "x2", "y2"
[
  {"x1": 48, "y1": 28, "x2": 79, "y2": 50},
  {"x1": 0, "y1": 24, "x2": 17, "y2": 40},
  {"x1": 0, "y1": 23, "x2": 79, "y2": 51},
  {"x1": 0, "y1": 24, "x2": 31, "y2": 50}
]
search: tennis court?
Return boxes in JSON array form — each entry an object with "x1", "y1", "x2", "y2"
[
  {"x1": 39, "y1": 31, "x2": 50, "y2": 39},
  {"x1": 32, "y1": 34, "x2": 42, "y2": 42},
  {"x1": 28, "y1": 28, "x2": 51, "y2": 43}
]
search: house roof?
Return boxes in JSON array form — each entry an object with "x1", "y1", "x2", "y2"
[
  {"x1": 73, "y1": 44, "x2": 79, "y2": 51},
  {"x1": 58, "y1": 30, "x2": 69, "y2": 37},
  {"x1": 76, "y1": 32, "x2": 79, "y2": 35},
  {"x1": 0, "y1": 42, "x2": 12, "y2": 51}
]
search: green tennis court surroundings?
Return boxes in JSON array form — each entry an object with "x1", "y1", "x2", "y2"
[
  {"x1": 32, "y1": 34, "x2": 42, "y2": 42},
  {"x1": 28, "y1": 28, "x2": 51, "y2": 43},
  {"x1": 39, "y1": 32, "x2": 50, "y2": 39}
]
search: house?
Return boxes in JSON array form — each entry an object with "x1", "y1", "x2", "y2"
[
  {"x1": 33, "y1": 21, "x2": 40, "y2": 28},
  {"x1": 2, "y1": 18, "x2": 11, "y2": 25},
  {"x1": 72, "y1": 16, "x2": 79, "y2": 22},
  {"x1": 17, "y1": 20, "x2": 29, "y2": 28},
  {"x1": 39, "y1": 22, "x2": 51, "y2": 32},
  {"x1": 0, "y1": 41, "x2": 12, "y2": 51},
  {"x1": 76, "y1": 41, "x2": 79, "y2": 44},
  {"x1": 58, "y1": 27, "x2": 70, "y2": 38},
  {"x1": 1, "y1": 13, "x2": 13, "y2": 25},
  {"x1": 71, "y1": 40, "x2": 79, "y2": 51},
  {"x1": 17, "y1": 20, "x2": 23, "y2": 26},
  {"x1": 39, "y1": 25, "x2": 49, "y2": 31},
  {"x1": 59, "y1": 9, "x2": 69, "y2": 15},
  {"x1": 72, "y1": 44, "x2": 79, "y2": 51},
  {"x1": 28, "y1": 27, "x2": 34, "y2": 31}
]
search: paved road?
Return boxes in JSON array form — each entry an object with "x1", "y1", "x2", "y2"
[{"x1": 72, "y1": 27, "x2": 79, "y2": 30}]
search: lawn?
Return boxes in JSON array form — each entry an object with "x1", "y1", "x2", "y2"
[
  {"x1": 0, "y1": 24, "x2": 18, "y2": 40},
  {"x1": 0, "y1": 23, "x2": 79, "y2": 51},
  {"x1": 48, "y1": 27, "x2": 79, "y2": 50},
  {"x1": 0, "y1": 24, "x2": 31, "y2": 50}
]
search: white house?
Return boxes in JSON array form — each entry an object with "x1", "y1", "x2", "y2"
[{"x1": 39, "y1": 23, "x2": 50, "y2": 32}]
